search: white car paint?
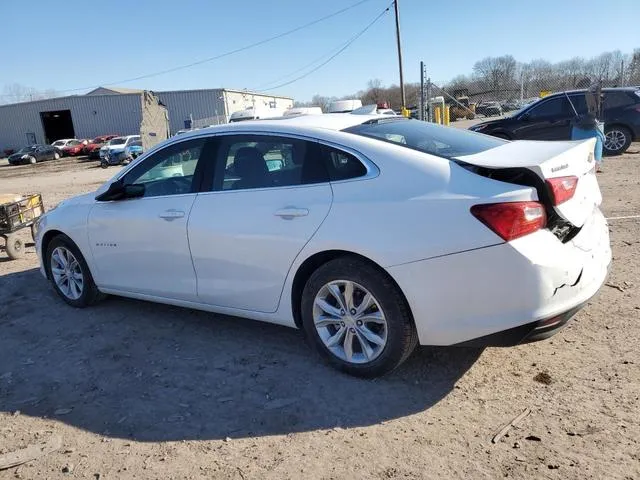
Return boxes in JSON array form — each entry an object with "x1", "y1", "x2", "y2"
[
  {"x1": 99, "y1": 135, "x2": 140, "y2": 159},
  {"x1": 51, "y1": 139, "x2": 77, "y2": 149},
  {"x1": 35, "y1": 114, "x2": 611, "y2": 349}
]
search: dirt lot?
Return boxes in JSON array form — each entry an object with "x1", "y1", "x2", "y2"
[{"x1": 0, "y1": 149, "x2": 639, "y2": 480}]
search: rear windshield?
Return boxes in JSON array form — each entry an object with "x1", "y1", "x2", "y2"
[{"x1": 343, "y1": 118, "x2": 505, "y2": 159}]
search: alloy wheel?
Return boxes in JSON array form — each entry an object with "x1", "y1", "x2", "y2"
[
  {"x1": 313, "y1": 280, "x2": 388, "y2": 364},
  {"x1": 605, "y1": 129, "x2": 626, "y2": 152},
  {"x1": 50, "y1": 246, "x2": 84, "y2": 300}
]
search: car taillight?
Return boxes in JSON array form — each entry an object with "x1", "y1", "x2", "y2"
[
  {"x1": 546, "y1": 176, "x2": 578, "y2": 205},
  {"x1": 471, "y1": 202, "x2": 547, "y2": 241}
]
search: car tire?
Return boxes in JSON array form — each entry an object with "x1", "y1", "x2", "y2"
[
  {"x1": 54, "y1": 152, "x2": 60, "y2": 160},
  {"x1": 28, "y1": 156, "x2": 36, "y2": 164},
  {"x1": 100, "y1": 159, "x2": 109, "y2": 169},
  {"x1": 603, "y1": 125, "x2": 632, "y2": 156},
  {"x1": 301, "y1": 256, "x2": 418, "y2": 378},
  {"x1": 4, "y1": 235, "x2": 25, "y2": 260},
  {"x1": 45, "y1": 234, "x2": 105, "y2": 308}
]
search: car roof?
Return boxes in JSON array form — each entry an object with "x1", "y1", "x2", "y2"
[
  {"x1": 547, "y1": 86, "x2": 639, "y2": 97},
  {"x1": 191, "y1": 113, "x2": 381, "y2": 136}
]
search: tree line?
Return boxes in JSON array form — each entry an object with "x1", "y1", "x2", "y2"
[{"x1": 295, "y1": 48, "x2": 640, "y2": 110}]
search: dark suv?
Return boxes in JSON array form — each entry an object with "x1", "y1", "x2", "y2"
[{"x1": 469, "y1": 87, "x2": 640, "y2": 155}]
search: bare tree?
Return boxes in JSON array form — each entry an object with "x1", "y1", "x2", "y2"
[{"x1": 1, "y1": 83, "x2": 60, "y2": 105}]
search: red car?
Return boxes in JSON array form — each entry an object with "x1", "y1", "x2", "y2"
[
  {"x1": 61, "y1": 139, "x2": 88, "y2": 157},
  {"x1": 84, "y1": 135, "x2": 119, "y2": 159}
]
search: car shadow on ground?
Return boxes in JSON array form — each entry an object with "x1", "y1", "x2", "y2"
[{"x1": 0, "y1": 268, "x2": 482, "y2": 442}]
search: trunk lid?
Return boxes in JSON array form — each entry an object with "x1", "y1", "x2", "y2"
[{"x1": 455, "y1": 139, "x2": 601, "y2": 228}]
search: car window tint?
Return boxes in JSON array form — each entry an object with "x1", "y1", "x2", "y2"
[
  {"x1": 604, "y1": 91, "x2": 634, "y2": 109},
  {"x1": 344, "y1": 118, "x2": 505, "y2": 160},
  {"x1": 527, "y1": 97, "x2": 568, "y2": 118},
  {"x1": 321, "y1": 146, "x2": 367, "y2": 181},
  {"x1": 123, "y1": 138, "x2": 206, "y2": 198},
  {"x1": 217, "y1": 136, "x2": 328, "y2": 191},
  {"x1": 566, "y1": 94, "x2": 588, "y2": 115}
]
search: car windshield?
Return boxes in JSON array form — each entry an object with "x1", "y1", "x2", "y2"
[
  {"x1": 52, "y1": 141, "x2": 65, "y2": 146},
  {"x1": 343, "y1": 118, "x2": 505, "y2": 160},
  {"x1": 91, "y1": 137, "x2": 104, "y2": 143},
  {"x1": 18, "y1": 146, "x2": 36, "y2": 153},
  {"x1": 510, "y1": 99, "x2": 541, "y2": 117},
  {"x1": 109, "y1": 138, "x2": 126, "y2": 145}
]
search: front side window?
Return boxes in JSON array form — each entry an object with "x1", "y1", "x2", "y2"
[
  {"x1": 215, "y1": 136, "x2": 329, "y2": 191},
  {"x1": 527, "y1": 97, "x2": 568, "y2": 119},
  {"x1": 123, "y1": 138, "x2": 206, "y2": 198},
  {"x1": 344, "y1": 118, "x2": 505, "y2": 160},
  {"x1": 566, "y1": 94, "x2": 588, "y2": 115}
]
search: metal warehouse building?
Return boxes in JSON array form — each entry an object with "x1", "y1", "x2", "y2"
[{"x1": 0, "y1": 87, "x2": 293, "y2": 152}]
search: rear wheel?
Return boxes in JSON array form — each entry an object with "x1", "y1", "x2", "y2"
[
  {"x1": 46, "y1": 234, "x2": 104, "y2": 307},
  {"x1": 301, "y1": 257, "x2": 417, "y2": 378},
  {"x1": 604, "y1": 126, "x2": 632, "y2": 156},
  {"x1": 5, "y1": 235, "x2": 24, "y2": 260}
]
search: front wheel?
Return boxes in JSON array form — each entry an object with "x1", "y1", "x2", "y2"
[
  {"x1": 28, "y1": 156, "x2": 36, "y2": 164},
  {"x1": 54, "y1": 152, "x2": 60, "y2": 160},
  {"x1": 100, "y1": 159, "x2": 109, "y2": 169},
  {"x1": 301, "y1": 257, "x2": 418, "y2": 378},
  {"x1": 46, "y1": 234, "x2": 104, "y2": 307},
  {"x1": 604, "y1": 126, "x2": 632, "y2": 156}
]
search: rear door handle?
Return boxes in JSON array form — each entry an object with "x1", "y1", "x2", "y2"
[
  {"x1": 274, "y1": 207, "x2": 309, "y2": 219},
  {"x1": 159, "y1": 209, "x2": 185, "y2": 221}
]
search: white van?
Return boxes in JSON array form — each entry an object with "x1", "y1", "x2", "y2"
[
  {"x1": 229, "y1": 106, "x2": 285, "y2": 122},
  {"x1": 283, "y1": 107, "x2": 323, "y2": 116},
  {"x1": 327, "y1": 99, "x2": 363, "y2": 113}
]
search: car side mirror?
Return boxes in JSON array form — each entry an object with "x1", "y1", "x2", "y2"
[{"x1": 95, "y1": 180, "x2": 145, "y2": 201}]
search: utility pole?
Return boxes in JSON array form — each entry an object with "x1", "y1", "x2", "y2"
[
  {"x1": 393, "y1": 0, "x2": 406, "y2": 115},
  {"x1": 620, "y1": 60, "x2": 625, "y2": 87},
  {"x1": 419, "y1": 61, "x2": 425, "y2": 121}
]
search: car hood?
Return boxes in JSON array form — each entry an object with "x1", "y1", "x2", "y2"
[
  {"x1": 101, "y1": 144, "x2": 126, "y2": 151},
  {"x1": 8, "y1": 152, "x2": 28, "y2": 160}
]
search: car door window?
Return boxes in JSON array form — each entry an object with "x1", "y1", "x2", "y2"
[
  {"x1": 566, "y1": 94, "x2": 588, "y2": 116},
  {"x1": 527, "y1": 97, "x2": 568, "y2": 119},
  {"x1": 604, "y1": 91, "x2": 634, "y2": 109},
  {"x1": 123, "y1": 138, "x2": 207, "y2": 198},
  {"x1": 214, "y1": 135, "x2": 329, "y2": 191}
]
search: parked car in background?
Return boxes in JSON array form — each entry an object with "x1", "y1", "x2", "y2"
[
  {"x1": 61, "y1": 139, "x2": 88, "y2": 157},
  {"x1": 469, "y1": 87, "x2": 640, "y2": 155},
  {"x1": 501, "y1": 100, "x2": 522, "y2": 112},
  {"x1": 475, "y1": 101, "x2": 503, "y2": 117},
  {"x1": 125, "y1": 140, "x2": 143, "y2": 159},
  {"x1": 35, "y1": 114, "x2": 610, "y2": 377},
  {"x1": 85, "y1": 135, "x2": 119, "y2": 159},
  {"x1": 51, "y1": 138, "x2": 77, "y2": 154},
  {"x1": 99, "y1": 135, "x2": 141, "y2": 160},
  {"x1": 8, "y1": 144, "x2": 59, "y2": 165}
]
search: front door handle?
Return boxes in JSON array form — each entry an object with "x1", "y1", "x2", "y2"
[
  {"x1": 274, "y1": 207, "x2": 309, "y2": 219},
  {"x1": 159, "y1": 209, "x2": 185, "y2": 221}
]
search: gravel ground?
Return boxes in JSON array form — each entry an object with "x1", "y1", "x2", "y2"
[{"x1": 0, "y1": 148, "x2": 639, "y2": 480}]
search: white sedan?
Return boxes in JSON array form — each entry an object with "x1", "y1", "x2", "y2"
[{"x1": 34, "y1": 114, "x2": 611, "y2": 377}]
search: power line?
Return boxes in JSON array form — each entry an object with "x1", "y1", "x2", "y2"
[
  {"x1": 0, "y1": 0, "x2": 375, "y2": 97},
  {"x1": 257, "y1": 2, "x2": 392, "y2": 92}
]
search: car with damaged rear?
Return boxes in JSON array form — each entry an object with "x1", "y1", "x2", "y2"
[{"x1": 33, "y1": 115, "x2": 611, "y2": 377}]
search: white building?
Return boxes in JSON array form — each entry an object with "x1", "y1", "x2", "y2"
[{"x1": 0, "y1": 87, "x2": 293, "y2": 151}]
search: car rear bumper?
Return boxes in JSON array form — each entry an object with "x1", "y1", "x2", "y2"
[{"x1": 387, "y1": 208, "x2": 611, "y2": 346}]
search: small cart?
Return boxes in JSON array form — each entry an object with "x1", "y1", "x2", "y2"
[{"x1": 0, "y1": 193, "x2": 44, "y2": 260}]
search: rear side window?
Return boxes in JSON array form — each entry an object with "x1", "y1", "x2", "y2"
[
  {"x1": 604, "y1": 91, "x2": 635, "y2": 109},
  {"x1": 321, "y1": 146, "x2": 367, "y2": 181},
  {"x1": 343, "y1": 118, "x2": 505, "y2": 160}
]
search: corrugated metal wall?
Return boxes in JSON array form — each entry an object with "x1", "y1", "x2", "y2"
[
  {"x1": 0, "y1": 94, "x2": 141, "y2": 150},
  {"x1": 0, "y1": 89, "x2": 293, "y2": 151}
]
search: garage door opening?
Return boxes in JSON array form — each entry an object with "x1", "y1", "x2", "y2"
[{"x1": 40, "y1": 110, "x2": 75, "y2": 144}]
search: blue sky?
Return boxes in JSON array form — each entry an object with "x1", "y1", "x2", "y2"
[{"x1": 1, "y1": 0, "x2": 637, "y2": 101}]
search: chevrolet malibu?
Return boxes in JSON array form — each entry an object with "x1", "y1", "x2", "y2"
[{"x1": 34, "y1": 114, "x2": 611, "y2": 377}]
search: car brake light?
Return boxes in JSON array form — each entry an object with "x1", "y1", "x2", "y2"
[
  {"x1": 546, "y1": 176, "x2": 578, "y2": 205},
  {"x1": 471, "y1": 202, "x2": 547, "y2": 241}
]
